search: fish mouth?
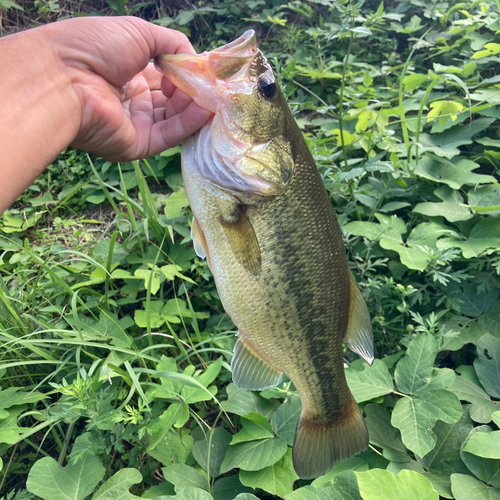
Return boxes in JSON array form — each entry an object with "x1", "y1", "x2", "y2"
[{"x1": 154, "y1": 30, "x2": 258, "y2": 114}]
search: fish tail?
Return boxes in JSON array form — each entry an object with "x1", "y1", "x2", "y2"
[{"x1": 292, "y1": 396, "x2": 368, "y2": 479}]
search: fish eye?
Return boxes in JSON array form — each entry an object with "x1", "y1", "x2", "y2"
[{"x1": 258, "y1": 76, "x2": 277, "y2": 99}]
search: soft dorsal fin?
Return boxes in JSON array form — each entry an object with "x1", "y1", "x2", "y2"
[
  {"x1": 344, "y1": 273, "x2": 374, "y2": 365},
  {"x1": 231, "y1": 334, "x2": 283, "y2": 391},
  {"x1": 220, "y1": 207, "x2": 261, "y2": 275}
]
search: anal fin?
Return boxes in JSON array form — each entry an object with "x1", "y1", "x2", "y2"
[
  {"x1": 231, "y1": 334, "x2": 283, "y2": 391},
  {"x1": 220, "y1": 206, "x2": 261, "y2": 275},
  {"x1": 344, "y1": 273, "x2": 374, "y2": 366}
]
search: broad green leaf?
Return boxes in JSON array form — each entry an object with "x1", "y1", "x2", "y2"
[
  {"x1": 148, "y1": 403, "x2": 188, "y2": 451},
  {"x1": 424, "y1": 368, "x2": 455, "y2": 391},
  {"x1": 451, "y1": 473, "x2": 500, "y2": 500},
  {"x1": 379, "y1": 239, "x2": 429, "y2": 271},
  {"x1": 159, "y1": 487, "x2": 214, "y2": 500},
  {"x1": 438, "y1": 217, "x2": 500, "y2": 258},
  {"x1": 271, "y1": 395, "x2": 301, "y2": 446},
  {"x1": 231, "y1": 412, "x2": 274, "y2": 444},
  {"x1": 162, "y1": 464, "x2": 209, "y2": 492},
  {"x1": 181, "y1": 357, "x2": 222, "y2": 404},
  {"x1": 461, "y1": 426, "x2": 500, "y2": 488},
  {"x1": 472, "y1": 42, "x2": 500, "y2": 59},
  {"x1": 27, "y1": 434, "x2": 105, "y2": 500},
  {"x1": 391, "y1": 390, "x2": 462, "y2": 457},
  {"x1": 0, "y1": 387, "x2": 47, "y2": 413},
  {"x1": 147, "y1": 429, "x2": 194, "y2": 466},
  {"x1": 240, "y1": 448, "x2": 298, "y2": 498},
  {"x1": 449, "y1": 375, "x2": 496, "y2": 424},
  {"x1": 386, "y1": 459, "x2": 425, "y2": 475},
  {"x1": 413, "y1": 201, "x2": 473, "y2": 222},
  {"x1": 448, "y1": 282, "x2": 499, "y2": 318},
  {"x1": 212, "y1": 475, "x2": 254, "y2": 500},
  {"x1": 417, "y1": 119, "x2": 495, "y2": 160},
  {"x1": 395, "y1": 334, "x2": 438, "y2": 395},
  {"x1": 0, "y1": 405, "x2": 29, "y2": 444},
  {"x1": 474, "y1": 334, "x2": 500, "y2": 398},
  {"x1": 427, "y1": 100, "x2": 465, "y2": 125},
  {"x1": 414, "y1": 155, "x2": 496, "y2": 188},
  {"x1": 312, "y1": 458, "x2": 369, "y2": 486},
  {"x1": 403, "y1": 73, "x2": 428, "y2": 91},
  {"x1": 463, "y1": 430, "x2": 500, "y2": 459},
  {"x1": 287, "y1": 470, "x2": 362, "y2": 500},
  {"x1": 441, "y1": 316, "x2": 485, "y2": 352},
  {"x1": 220, "y1": 437, "x2": 288, "y2": 473},
  {"x1": 134, "y1": 301, "x2": 166, "y2": 328},
  {"x1": 345, "y1": 359, "x2": 394, "y2": 403},
  {"x1": 417, "y1": 410, "x2": 473, "y2": 498},
  {"x1": 164, "y1": 189, "x2": 189, "y2": 219},
  {"x1": 355, "y1": 469, "x2": 439, "y2": 500},
  {"x1": 364, "y1": 404, "x2": 408, "y2": 461},
  {"x1": 134, "y1": 268, "x2": 161, "y2": 295},
  {"x1": 469, "y1": 185, "x2": 500, "y2": 214},
  {"x1": 480, "y1": 302, "x2": 500, "y2": 339},
  {"x1": 192, "y1": 427, "x2": 231, "y2": 477},
  {"x1": 222, "y1": 383, "x2": 279, "y2": 419},
  {"x1": 234, "y1": 495, "x2": 260, "y2": 500},
  {"x1": 92, "y1": 468, "x2": 143, "y2": 499}
]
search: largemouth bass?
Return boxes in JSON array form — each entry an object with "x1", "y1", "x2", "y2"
[{"x1": 155, "y1": 30, "x2": 374, "y2": 479}]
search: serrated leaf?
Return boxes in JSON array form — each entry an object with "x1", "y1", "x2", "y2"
[
  {"x1": 286, "y1": 470, "x2": 362, "y2": 500},
  {"x1": 391, "y1": 390, "x2": 462, "y2": 457},
  {"x1": 271, "y1": 395, "x2": 301, "y2": 446},
  {"x1": 231, "y1": 412, "x2": 274, "y2": 444},
  {"x1": 222, "y1": 383, "x2": 279, "y2": 419},
  {"x1": 474, "y1": 334, "x2": 500, "y2": 398},
  {"x1": 192, "y1": 427, "x2": 231, "y2": 477},
  {"x1": 345, "y1": 359, "x2": 394, "y2": 403},
  {"x1": 239, "y1": 448, "x2": 298, "y2": 498},
  {"x1": 355, "y1": 469, "x2": 439, "y2": 500},
  {"x1": 395, "y1": 334, "x2": 439, "y2": 395},
  {"x1": 221, "y1": 437, "x2": 288, "y2": 473},
  {"x1": 27, "y1": 434, "x2": 105, "y2": 500},
  {"x1": 451, "y1": 473, "x2": 500, "y2": 500},
  {"x1": 162, "y1": 464, "x2": 209, "y2": 492}
]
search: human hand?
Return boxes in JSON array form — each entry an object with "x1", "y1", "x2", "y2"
[{"x1": 44, "y1": 16, "x2": 212, "y2": 161}]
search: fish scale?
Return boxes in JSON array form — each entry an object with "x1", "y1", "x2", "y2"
[{"x1": 155, "y1": 29, "x2": 374, "y2": 479}]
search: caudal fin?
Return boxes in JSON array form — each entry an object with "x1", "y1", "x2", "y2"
[{"x1": 292, "y1": 397, "x2": 369, "y2": 479}]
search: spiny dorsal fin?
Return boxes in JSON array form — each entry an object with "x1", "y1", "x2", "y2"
[
  {"x1": 231, "y1": 334, "x2": 283, "y2": 391},
  {"x1": 344, "y1": 272, "x2": 374, "y2": 365},
  {"x1": 220, "y1": 207, "x2": 261, "y2": 275}
]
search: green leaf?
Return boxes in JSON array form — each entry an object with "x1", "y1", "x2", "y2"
[
  {"x1": 391, "y1": 390, "x2": 462, "y2": 457},
  {"x1": 221, "y1": 437, "x2": 288, "y2": 473},
  {"x1": 192, "y1": 427, "x2": 231, "y2": 477},
  {"x1": 413, "y1": 201, "x2": 473, "y2": 222},
  {"x1": 414, "y1": 155, "x2": 496, "y2": 188},
  {"x1": 160, "y1": 488, "x2": 214, "y2": 500},
  {"x1": 364, "y1": 404, "x2": 408, "y2": 461},
  {"x1": 147, "y1": 429, "x2": 194, "y2": 466},
  {"x1": 355, "y1": 469, "x2": 439, "y2": 500},
  {"x1": 463, "y1": 430, "x2": 500, "y2": 459},
  {"x1": 231, "y1": 412, "x2": 274, "y2": 444},
  {"x1": 395, "y1": 334, "x2": 439, "y2": 395},
  {"x1": 439, "y1": 217, "x2": 500, "y2": 259},
  {"x1": 0, "y1": 405, "x2": 28, "y2": 444},
  {"x1": 417, "y1": 119, "x2": 495, "y2": 160},
  {"x1": 162, "y1": 464, "x2": 209, "y2": 492},
  {"x1": 148, "y1": 403, "x2": 190, "y2": 452},
  {"x1": 27, "y1": 435, "x2": 105, "y2": 500},
  {"x1": 474, "y1": 334, "x2": 500, "y2": 398},
  {"x1": 345, "y1": 359, "x2": 394, "y2": 403},
  {"x1": 311, "y1": 458, "x2": 369, "y2": 486},
  {"x1": 271, "y1": 395, "x2": 301, "y2": 446},
  {"x1": 441, "y1": 316, "x2": 485, "y2": 352},
  {"x1": 469, "y1": 185, "x2": 500, "y2": 213},
  {"x1": 234, "y1": 495, "x2": 260, "y2": 500},
  {"x1": 239, "y1": 448, "x2": 298, "y2": 498},
  {"x1": 416, "y1": 410, "x2": 473, "y2": 498},
  {"x1": 222, "y1": 383, "x2": 279, "y2": 419},
  {"x1": 286, "y1": 470, "x2": 362, "y2": 500},
  {"x1": 472, "y1": 42, "x2": 500, "y2": 59},
  {"x1": 427, "y1": 100, "x2": 465, "y2": 125},
  {"x1": 403, "y1": 73, "x2": 428, "y2": 91},
  {"x1": 449, "y1": 375, "x2": 496, "y2": 424},
  {"x1": 451, "y1": 473, "x2": 500, "y2": 500},
  {"x1": 164, "y1": 189, "x2": 190, "y2": 219},
  {"x1": 379, "y1": 239, "x2": 430, "y2": 271},
  {"x1": 181, "y1": 358, "x2": 222, "y2": 404},
  {"x1": 0, "y1": 387, "x2": 47, "y2": 413},
  {"x1": 212, "y1": 475, "x2": 255, "y2": 500},
  {"x1": 134, "y1": 268, "x2": 161, "y2": 295},
  {"x1": 92, "y1": 468, "x2": 143, "y2": 499}
]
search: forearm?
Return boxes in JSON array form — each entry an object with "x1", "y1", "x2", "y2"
[{"x1": 0, "y1": 26, "x2": 81, "y2": 213}]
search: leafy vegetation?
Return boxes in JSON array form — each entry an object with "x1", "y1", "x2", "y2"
[{"x1": 1, "y1": 0, "x2": 500, "y2": 498}]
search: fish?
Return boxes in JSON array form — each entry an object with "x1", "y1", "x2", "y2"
[{"x1": 154, "y1": 30, "x2": 374, "y2": 479}]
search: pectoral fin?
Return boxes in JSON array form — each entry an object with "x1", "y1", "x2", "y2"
[
  {"x1": 231, "y1": 334, "x2": 283, "y2": 391},
  {"x1": 191, "y1": 217, "x2": 212, "y2": 270},
  {"x1": 344, "y1": 273, "x2": 374, "y2": 365},
  {"x1": 220, "y1": 207, "x2": 261, "y2": 275}
]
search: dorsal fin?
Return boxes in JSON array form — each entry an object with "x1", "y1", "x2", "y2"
[{"x1": 343, "y1": 273, "x2": 374, "y2": 365}]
